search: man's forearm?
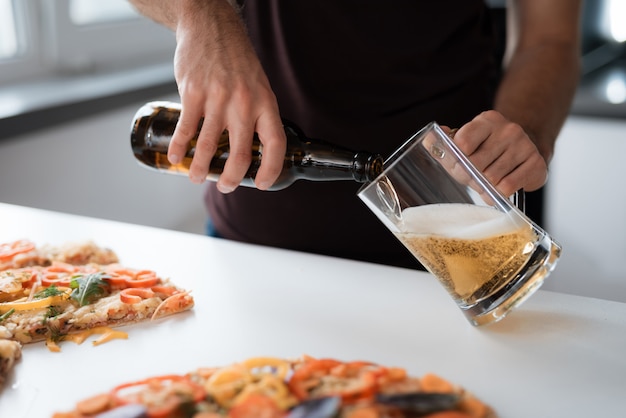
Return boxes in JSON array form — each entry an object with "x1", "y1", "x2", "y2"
[
  {"x1": 494, "y1": 0, "x2": 582, "y2": 164},
  {"x1": 494, "y1": 40, "x2": 580, "y2": 163},
  {"x1": 128, "y1": 0, "x2": 241, "y2": 31}
]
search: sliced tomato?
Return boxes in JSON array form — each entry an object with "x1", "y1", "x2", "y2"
[
  {"x1": 102, "y1": 273, "x2": 131, "y2": 287},
  {"x1": 41, "y1": 272, "x2": 73, "y2": 287},
  {"x1": 104, "y1": 268, "x2": 160, "y2": 288},
  {"x1": 41, "y1": 262, "x2": 81, "y2": 287},
  {"x1": 124, "y1": 276, "x2": 159, "y2": 288},
  {"x1": 0, "y1": 240, "x2": 35, "y2": 260},
  {"x1": 119, "y1": 287, "x2": 155, "y2": 304}
]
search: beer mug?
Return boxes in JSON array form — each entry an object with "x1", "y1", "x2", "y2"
[{"x1": 358, "y1": 122, "x2": 561, "y2": 326}]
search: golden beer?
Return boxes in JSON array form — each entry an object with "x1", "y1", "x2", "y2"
[{"x1": 395, "y1": 203, "x2": 538, "y2": 306}]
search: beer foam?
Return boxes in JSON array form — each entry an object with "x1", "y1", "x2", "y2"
[{"x1": 400, "y1": 203, "x2": 521, "y2": 239}]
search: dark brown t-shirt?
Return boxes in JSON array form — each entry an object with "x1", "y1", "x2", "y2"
[{"x1": 205, "y1": 0, "x2": 499, "y2": 269}]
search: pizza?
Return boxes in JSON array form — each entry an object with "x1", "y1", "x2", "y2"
[
  {"x1": 0, "y1": 239, "x2": 194, "y2": 361},
  {"x1": 53, "y1": 355, "x2": 496, "y2": 418},
  {"x1": 0, "y1": 340, "x2": 21, "y2": 392}
]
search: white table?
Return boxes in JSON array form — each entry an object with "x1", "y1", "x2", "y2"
[{"x1": 0, "y1": 202, "x2": 625, "y2": 417}]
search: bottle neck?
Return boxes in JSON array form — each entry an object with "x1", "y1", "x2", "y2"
[{"x1": 284, "y1": 121, "x2": 383, "y2": 184}]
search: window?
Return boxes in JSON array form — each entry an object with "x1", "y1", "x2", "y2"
[
  {"x1": 0, "y1": 0, "x2": 18, "y2": 60},
  {"x1": 69, "y1": 0, "x2": 137, "y2": 25},
  {"x1": 0, "y1": 0, "x2": 175, "y2": 85}
]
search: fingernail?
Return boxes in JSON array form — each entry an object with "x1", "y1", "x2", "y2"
[
  {"x1": 256, "y1": 181, "x2": 272, "y2": 190},
  {"x1": 169, "y1": 154, "x2": 181, "y2": 164},
  {"x1": 217, "y1": 183, "x2": 235, "y2": 193},
  {"x1": 190, "y1": 175, "x2": 205, "y2": 184}
]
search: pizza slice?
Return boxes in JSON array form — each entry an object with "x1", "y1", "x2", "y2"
[
  {"x1": 0, "y1": 339, "x2": 21, "y2": 392},
  {"x1": 53, "y1": 355, "x2": 496, "y2": 418},
  {"x1": 0, "y1": 262, "x2": 194, "y2": 350},
  {"x1": 0, "y1": 239, "x2": 194, "y2": 352},
  {"x1": 0, "y1": 239, "x2": 119, "y2": 272}
]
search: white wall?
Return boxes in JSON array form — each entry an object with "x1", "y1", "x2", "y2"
[
  {"x1": 1, "y1": 106, "x2": 625, "y2": 303},
  {"x1": 0, "y1": 94, "x2": 207, "y2": 234},
  {"x1": 543, "y1": 116, "x2": 626, "y2": 303}
]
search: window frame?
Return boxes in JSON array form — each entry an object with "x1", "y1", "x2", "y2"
[
  {"x1": 0, "y1": 0, "x2": 176, "y2": 86},
  {"x1": 0, "y1": 0, "x2": 45, "y2": 85},
  {"x1": 43, "y1": 0, "x2": 176, "y2": 74}
]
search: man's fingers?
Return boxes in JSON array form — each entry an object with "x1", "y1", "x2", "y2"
[
  {"x1": 216, "y1": 123, "x2": 254, "y2": 193},
  {"x1": 188, "y1": 112, "x2": 225, "y2": 184},
  {"x1": 169, "y1": 105, "x2": 202, "y2": 166},
  {"x1": 254, "y1": 115, "x2": 287, "y2": 190}
]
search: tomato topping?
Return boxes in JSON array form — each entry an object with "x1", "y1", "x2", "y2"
[
  {"x1": 111, "y1": 375, "x2": 205, "y2": 418},
  {"x1": 0, "y1": 240, "x2": 35, "y2": 260},
  {"x1": 41, "y1": 272, "x2": 73, "y2": 287},
  {"x1": 119, "y1": 287, "x2": 155, "y2": 304},
  {"x1": 41, "y1": 262, "x2": 85, "y2": 287},
  {"x1": 104, "y1": 268, "x2": 160, "y2": 288}
]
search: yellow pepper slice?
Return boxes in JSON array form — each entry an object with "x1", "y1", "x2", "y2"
[{"x1": 0, "y1": 294, "x2": 68, "y2": 313}]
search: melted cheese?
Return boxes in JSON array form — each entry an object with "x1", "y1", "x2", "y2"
[{"x1": 46, "y1": 326, "x2": 128, "y2": 352}]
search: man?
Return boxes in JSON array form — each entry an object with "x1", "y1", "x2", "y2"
[{"x1": 129, "y1": 0, "x2": 581, "y2": 268}]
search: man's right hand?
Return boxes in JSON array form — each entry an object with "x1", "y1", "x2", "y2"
[{"x1": 130, "y1": 0, "x2": 287, "y2": 192}]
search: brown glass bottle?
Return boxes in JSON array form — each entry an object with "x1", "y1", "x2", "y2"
[{"x1": 130, "y1": 102, "x2": 384, "y2": 191}]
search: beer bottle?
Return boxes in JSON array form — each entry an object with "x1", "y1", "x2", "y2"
[{"x1": 130, "y1": 101, "x2": 384, "y2": 191}]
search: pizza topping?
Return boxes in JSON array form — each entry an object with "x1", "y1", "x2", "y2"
[
  {"x1": 41, "y1": 261, "x2": 85, "y2": 287},
  {"x1": 288, "y1": 359, "x2": 384, "y2": 404},
  {"x1": 104, "y1": 267, "x2": 161, "y2": 289},
  {"x1": 33, "y1": 284, "x2": 66, "y2": 299},
  {"x1": 69, "y1": 272, "x2": 110, "y2": 306},
  {"x1": 202, "y1": 357, "x2": 298, "y2": 411},
  {"x1": 0, "y1": 240, "x2": 35, "y2": 261},
  {"x1": 43, "y1": 326, "x2": 130, "y2": 353},
  {"x1": 111, "y1": 374, "x2": 206, "y2": 417},
  {"x1": 120, "y1": 287, "x2": 156, "y2": 304},
  {"x1": 0, "y1": 293, "x2": 69, "y2": 313},
  {"x1": 0, "y1": 308, "x2": 15, "y2": 322},
  {"x1": 228, "y1": 393, "x2": 284, "y2": 418},
  {"x1": 0, "y1": 270, "x2": 35, "y2": 300},
  {"x1": 65, "y1": 326, "x2": 129, "y2": 345}
]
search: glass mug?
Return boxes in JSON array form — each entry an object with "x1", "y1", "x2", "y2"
[{"x1": 358, "y1": 122, "x2": 561, "y2": 326}]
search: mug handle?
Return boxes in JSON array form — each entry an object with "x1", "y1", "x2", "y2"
[{"x1": 511, "y1": 189, "x2": 526, "y2": 213}]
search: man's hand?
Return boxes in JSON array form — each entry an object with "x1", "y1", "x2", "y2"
[
  {"x1": 452, "y1": 110, "x2": 548, "y2": 197},
  {"x1": 129, "y1": 0, "x2": 287, "y2": 192}
]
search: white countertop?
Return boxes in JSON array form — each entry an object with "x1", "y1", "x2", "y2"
[{"x1": 0, "y1": 202, "x2": 625, "y2": 417}]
